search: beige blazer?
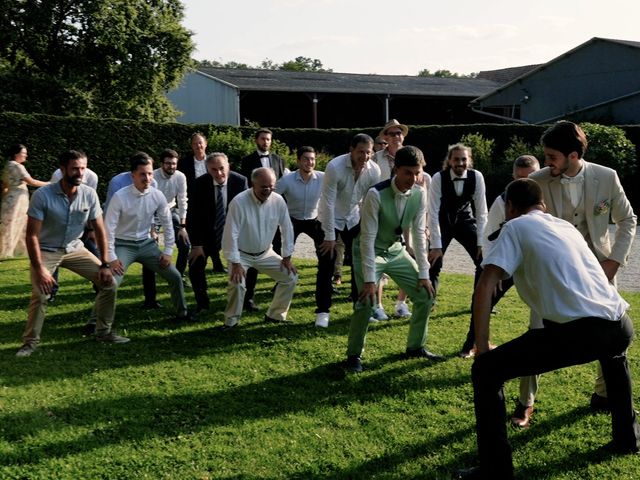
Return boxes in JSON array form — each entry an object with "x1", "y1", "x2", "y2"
[{"x1": 530, "y1": 161, "x2": 636, "y2": 265}]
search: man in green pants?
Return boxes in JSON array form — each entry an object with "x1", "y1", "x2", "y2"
[{"x1": 345, "y1": 146, "x2": 443, "y2": 373}]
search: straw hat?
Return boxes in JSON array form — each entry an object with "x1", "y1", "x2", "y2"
[{"x1": 379, "y1": 119, "x2": 409, "y2": 137}]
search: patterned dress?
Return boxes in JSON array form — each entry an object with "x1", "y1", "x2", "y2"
[{"x1": 0, "y1": 160, "x2": 30, "y2": 258}]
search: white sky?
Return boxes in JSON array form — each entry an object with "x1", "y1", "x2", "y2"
[{"x1": 181, "y1": 0, "x2": 640, "y2": 76}]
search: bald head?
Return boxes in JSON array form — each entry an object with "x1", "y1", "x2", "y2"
[{"x1": 251, "y1": 167, "x2": 276, "y2": 202}]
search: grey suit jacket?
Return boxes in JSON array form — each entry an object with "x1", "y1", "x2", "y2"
[{"x1": 529, "y1": 161, "x2": 636, "y2": 265}]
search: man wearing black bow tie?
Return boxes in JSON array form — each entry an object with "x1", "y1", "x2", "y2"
[
  {"x1": 240, "y1": 128, "x2": 287, "y2": 312},
  {"x1": 427, "y1": 143, "x2": 488, "y2": 358}
]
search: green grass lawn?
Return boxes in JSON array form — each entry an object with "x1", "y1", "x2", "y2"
[{"x1": 1, "y1": 255, "x2": 639, "y2": 479}]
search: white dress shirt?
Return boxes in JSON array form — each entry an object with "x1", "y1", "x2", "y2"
[
  {"x1": 104, "y1": 184, "x2": 174, "y2": 261},
  {"x1": 317, "y1": 153, "x2": 381, "y2": 241},
  {"x1": 360, "y1": 179, "x2": 430, "y2": 283},
  {"x1": 373, "y1": 149, "x2": 395, "y2": 181},
  {"x1": 222, "y1": 189, "x2": 294, "y2": 264},
  {"x1": 153, "y1": 168, "x2": 188, "y2": 219},
  {"x1": 194, "y1": 156, "x2": 207, "y2": 179},
  {"x1": 275, "y1": 170, "x2": 324, "y2": 220},
  {"x1": 428, "y1": 169, "x2": 488, "y2": 249}
]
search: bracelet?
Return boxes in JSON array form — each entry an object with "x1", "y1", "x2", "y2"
[
  {"x1": 99, "y1": 262, "x2": 111, "y2": 269},
  {"x1": 179, "y1": 224, "x2": 187, "y2": 228}
]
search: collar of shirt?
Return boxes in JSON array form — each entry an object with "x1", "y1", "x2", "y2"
[
  {"x1": 391, "y1": 177, "x2": 412, "y2": 198},
  {"x1": 449, "y1": 170, "x2": 467, "y2": 181},
  {"x1": 561, "y1": 164, "x2": 585, "y2": 184},
  {"x1": 129, "y1": 184, "x2": 151, "y2": 196},
  {"x1": 214, "y1": 180, "x2": 227, "y2": 187},
  {"x1": 257, "y1": 150, "x2": 270, "y2": 157},
  {"x1": 295, "y1": 170, "x2": 317, "y2": 182}
]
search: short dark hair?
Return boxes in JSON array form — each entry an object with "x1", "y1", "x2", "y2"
[
  {"x1": 58, "y1": 150, "x2": 87, "y2": 168},
  {"x1": 541, "y1": 121, "x2": 588, "y2": 158},
  {"x1": 350, "y1": 133, "x2": 374, "y2": 149},
  {"x1": 255, "y1": 128, "x2": 273, "y2": 139},
  {"x1": 394, "y1": 145, "x2": 425, "y2": 168},
  {"x1": 296, "y1": 146, "x2": 315, "y2": 158},
  {"x1": 160, "y1": 149, "x2": 179, "y2": 163},
  {"x1": 129, "y1": 151, "x2": 153, "y2": 172},
  {"x1": 504, "y1": 178, "x2": 543, "y2": 213}
]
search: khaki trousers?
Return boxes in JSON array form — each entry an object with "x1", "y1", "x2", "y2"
[
  {"x1": 224, "y1": 248, "x2": 297, "y2": 327},
  {"x1": 22, "y1": 247, "x2": 116, "y2": 345}
]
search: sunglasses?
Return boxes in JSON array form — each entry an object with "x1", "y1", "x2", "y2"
[{"x1": 387, "y1": 131, "x2": 403, "y2": 137}]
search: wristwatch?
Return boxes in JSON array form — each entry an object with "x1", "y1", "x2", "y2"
[{"x1": 99, "y1": 262, "x2": 111, "y2": 269}]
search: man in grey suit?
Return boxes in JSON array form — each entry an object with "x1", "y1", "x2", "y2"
[{"x1": 512, "y1": 120, "x2": 637, "y2": 428}]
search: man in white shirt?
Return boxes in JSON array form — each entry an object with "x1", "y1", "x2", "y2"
[
  {"x1": 221, "y1": 167, "x2": 297, "y2": 330},
  {"x1": 105, "y1": 152, "x2": 192, "y2": 323},
  {"x1": 428, "y1": 143, "x2": 488, "y2": 358},
  {"x1": 456, "y1": 178, "x2": 639, "y2": 480},
  {"x1": 316, "y1": 134, "x2": 381, "y2": 327},
  {"x1": 346, "y1": 146, "x2": 441, "y2": 373},
  {"x1": 153, "y1": 149, "x2": 189, "y2": 277},
  {"x1": 275, "y1": 146, "x2": 329, "y2": 326}
]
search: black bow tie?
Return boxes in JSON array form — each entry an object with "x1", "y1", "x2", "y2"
[
  {"x1": 453, "y1": 177, "x2": 465, "y2": 181},
  {"x1": 259, "y1": 154, "x2": 269, "y2": 158}
]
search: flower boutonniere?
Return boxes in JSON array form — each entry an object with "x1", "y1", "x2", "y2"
[{"x1": 594, "y1": 200, "x2": 610, "y2": 216}]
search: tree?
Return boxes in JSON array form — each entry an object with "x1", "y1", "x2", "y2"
[
  {"x1": 196, "y1": 56, "x2": 332, "y2": 72},
  {"x1": 418, "y1": 68, "x2": 477, "y2": 78},
  {"x1": 279, "y1": 56, "x2": 332, "y2": 72},
  {"x1": 0, "y1": 0, "x2": 194, "y2": 121}
]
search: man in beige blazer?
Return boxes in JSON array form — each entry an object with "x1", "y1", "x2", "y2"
[{"x1": 511, "y1": 120, "x2": 637, "y2": 428}]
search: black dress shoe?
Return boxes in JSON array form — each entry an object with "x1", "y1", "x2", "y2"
[
  {"x1": 143, "y1": 301, "x2": 162, "y2": 309},
  {"x1": 171, "y1": 311, "x2": 197, "y2": 323},
  {"x1": 345, "y1": 355, "x2": 363, "y2": 373},
  {"x1": 453, "y1": 466, "x2": 487, "y2": 480},
  {"x1": 81, "y1": 323, "x2": 96, "y2": 336},
  {"x1": 220, "y1": 323, "x2": 237, "y2": 332},
  {"x1": 213, "y1": 266, "x2": 228, "y2": 274},
  {"x1": 405, "y1": 347, "x2": 445, "y2": 361},
  {"x1": 590, "y1": 392, "x2": 610, "y2": 412},
  {"x1": 243, "y1": 299, "x2": 260, "y2": 312}
]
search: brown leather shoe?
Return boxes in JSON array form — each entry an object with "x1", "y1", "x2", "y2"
[{"x1": 510, "y1": 402, "x2": 534, "y2": 428}]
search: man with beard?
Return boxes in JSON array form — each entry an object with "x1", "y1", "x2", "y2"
[
  {"x1": 428, "y1": 143, "x2": 487, "y2": 358},
  {"x1": 16, "y1": 150, "x2": 126, "y2": 357},
  {"x1": 512, "y1": 121, "x2": 637, "y2": 427}
]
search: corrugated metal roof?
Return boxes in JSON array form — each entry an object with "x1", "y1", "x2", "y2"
[{"x1": 196, "y1": 67, "x2": 500, "y2": 98}]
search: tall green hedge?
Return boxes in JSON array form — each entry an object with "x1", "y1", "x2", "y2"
[{"x1": 1, "y1": 112, "x2": 638, "y2": 212}]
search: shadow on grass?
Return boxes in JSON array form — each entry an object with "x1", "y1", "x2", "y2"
[{"x1": 0, "y1": 356, "x2": 470, "y2": 469}]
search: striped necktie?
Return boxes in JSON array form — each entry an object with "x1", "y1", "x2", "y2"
[{"x1": 214, "y1": 185, "x2": 225, "y2": 249}]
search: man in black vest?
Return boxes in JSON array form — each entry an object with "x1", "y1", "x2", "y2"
[
  {"x1": 427, "y1": 143, "x2": 488, "y2": 357},
  {"x1": 240, "y1": 128, "x2": 286, "y2": 312}
]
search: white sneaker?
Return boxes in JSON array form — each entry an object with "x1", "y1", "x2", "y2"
[
  {"x1": 372, "y1": 306, "x2": 389, "y2": 321},
  {"x1": 395, "y1": 301, "x2": 411, "y2": 318},
  {"x1": 315, "y1": 312, "x2": 329, "y2": 328},
  {"x1": 16, "y1": 343, "x2": 36, "y2": 357}
]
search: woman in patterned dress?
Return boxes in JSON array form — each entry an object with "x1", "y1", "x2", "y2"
[{"x1": 0, "y1": 144, "x2": 49, "y2": 258}]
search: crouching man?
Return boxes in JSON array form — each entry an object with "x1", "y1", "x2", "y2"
[
  {"x1": 456, "y1": 178, "x2": 639, "y2": 479},
  {"x1": 16, "y1": 150, "x2": 127, "y2": 357}
]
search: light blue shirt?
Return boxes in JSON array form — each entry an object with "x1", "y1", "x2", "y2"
[
  {"x1": 275, "y1": 170, "x2": 324, "y2": 220},
  {"x1": 27, "y1": 183, "x2": 101, "y2": 252}
]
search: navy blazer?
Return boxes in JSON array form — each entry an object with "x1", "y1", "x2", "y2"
[{"x1": 187, "y1": 171, "x2": 248, "y2": 247}]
